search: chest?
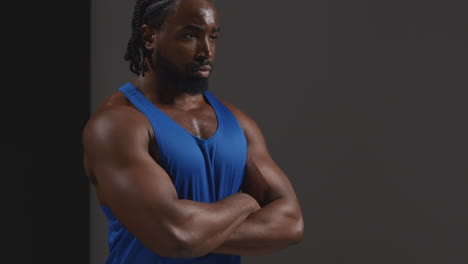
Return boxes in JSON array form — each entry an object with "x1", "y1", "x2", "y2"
[
  {"x1": 159, "y1": 104, "x2": 218, "y2": 140},
  {"x1": 141, "y1": 96, "x2": 248, "y2": 201},
  {"x1": 151, "y1": 114, "x2": 247, "y2": 202}
]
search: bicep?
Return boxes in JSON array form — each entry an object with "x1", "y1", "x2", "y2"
[
  {"x1": 242, "y1": 122, "x2": 297, "y2": 206},
  {"x1": 243, "y1": 155, "x2": 294, "y2": 206},
  {"x1": 226, "y1": 107, "x2": 298, "y2": 206},
  {"x1": 83, "y1": 109, "x2": 181, "y2": 250}
]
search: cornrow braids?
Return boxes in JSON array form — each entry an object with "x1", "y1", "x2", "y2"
[{"x1": 124, "y1": 0, "x2": 177, "y2": 75}]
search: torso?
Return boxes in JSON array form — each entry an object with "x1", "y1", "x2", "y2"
[{"x1": 94, "y1": 89, "x2": 218, "y2": 164}]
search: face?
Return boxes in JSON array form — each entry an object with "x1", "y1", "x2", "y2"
[{"x1": 147, "y1": 0, "x2": 220, "y2": 93}]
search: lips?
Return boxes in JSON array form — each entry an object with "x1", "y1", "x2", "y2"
[
  {"x1": 193, "y1": 65, "x2": 211, "y2": 78},
  {"x1": 194, "y1": 65, "x2": 211, "y2": 72}
]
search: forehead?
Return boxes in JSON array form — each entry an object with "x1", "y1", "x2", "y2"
[{"x1": 165, "y1": 0, "x2": 218, "y2": 28}]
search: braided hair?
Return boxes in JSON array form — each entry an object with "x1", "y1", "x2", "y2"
[{"x1": 124, "y1": 0, "x2": 178, "y2": 75}]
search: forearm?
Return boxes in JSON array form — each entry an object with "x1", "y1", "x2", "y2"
[
  {"x1": 212, "y1": 198, "x2": 303, "y2": 256},
  {"x1": 171, "y1": 192, "x2": 260, "y2": 258}
]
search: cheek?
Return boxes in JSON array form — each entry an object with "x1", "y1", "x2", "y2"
[
  {"x1": 211, "y1": 43, "x2": 217, "y2": 56},
  {"x1": 172, "y1": 43, "x2": 198, "y2": 61},
  {"x1": 159, "y1": 47, "x2": 192, "y2": 68}
]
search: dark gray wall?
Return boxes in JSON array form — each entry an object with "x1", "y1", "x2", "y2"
[
  {"x1": 91, "y1": 1, "x2": 468, "y2": 264},
  {"x1": 90, "y1": 1, "x2": 135, "y2": 261}
]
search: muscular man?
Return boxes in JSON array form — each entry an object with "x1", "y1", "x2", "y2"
[{"x1": 82, "y1": 0, "x2": 303, "y2": 263}]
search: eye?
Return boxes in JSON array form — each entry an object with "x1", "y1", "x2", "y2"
[
  {"x1": 210, "y1": 34, "x2": 219, "y2": 41},
  {"x1": 185, "y1": 32, "x2": 196, "y2": 39}
]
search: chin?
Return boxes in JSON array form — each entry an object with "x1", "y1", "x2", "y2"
[{"x1": 175, "y1": 77, "x2": 209, "y2": 94}]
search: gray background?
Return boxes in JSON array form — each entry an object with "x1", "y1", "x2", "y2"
[{"x1": 91, "y1": 0, "x2": 468, "y2": 264}]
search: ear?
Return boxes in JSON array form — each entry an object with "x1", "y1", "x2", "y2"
[{"x1": 140, "y1": 24, "x2": 156, "y2": 50}]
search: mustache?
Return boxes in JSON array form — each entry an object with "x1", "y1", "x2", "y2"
[{"x1": 186, "y1": 60, "x2": 213, "y2": 71}]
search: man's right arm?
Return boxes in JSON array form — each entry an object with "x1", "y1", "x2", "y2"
[{"x1": 82, "y1": 106, "x2": 259, "y2": 258}]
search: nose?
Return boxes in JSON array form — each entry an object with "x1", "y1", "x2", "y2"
[{"x1": 196, "y1": 37, "x2": 213, "y2": 61}]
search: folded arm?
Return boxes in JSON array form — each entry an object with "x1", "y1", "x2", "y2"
[
  {"x1": 213, "y1": 101, "x2": 304, "y2": 256},
  {"x1": 83, "y1": 105, "x2": 260, "y2": 259}
]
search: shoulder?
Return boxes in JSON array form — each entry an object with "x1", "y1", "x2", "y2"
[
  {"x1": 83, "y1": 91, "x2": 151, "y2": 150},
  {"x1": 216, "y1": 98, "x2": 263, "y2": 138}
]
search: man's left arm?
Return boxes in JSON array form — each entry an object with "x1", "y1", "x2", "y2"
[{"x1": 213, "y1": 101, "x2": 304, "y2": 256}]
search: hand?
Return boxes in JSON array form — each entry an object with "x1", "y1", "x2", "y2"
[{"x1": 237, "y1": 192, "x2": 261, "y2": 213}]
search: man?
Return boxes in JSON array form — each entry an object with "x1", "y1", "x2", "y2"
[{"x1": 82, "y1": 0, "x2": 304, "y2": 263}]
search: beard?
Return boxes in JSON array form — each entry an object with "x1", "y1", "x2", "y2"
[{"x1": 152, "y1": 50, "x2": 212, "y2": 95}]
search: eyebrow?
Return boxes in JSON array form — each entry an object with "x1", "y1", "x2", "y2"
[{"x1": 184, "y1": 24, "x2": 221, "y2": 33}]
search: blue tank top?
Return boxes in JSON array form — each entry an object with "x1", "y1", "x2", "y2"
[{"x1": 101, "y1": 82, "x2": 247, "y2": 264}]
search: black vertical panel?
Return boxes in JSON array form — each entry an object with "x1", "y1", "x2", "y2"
[{"x1": 8, "y1": 1, "x2": 90, "y2": 263}]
